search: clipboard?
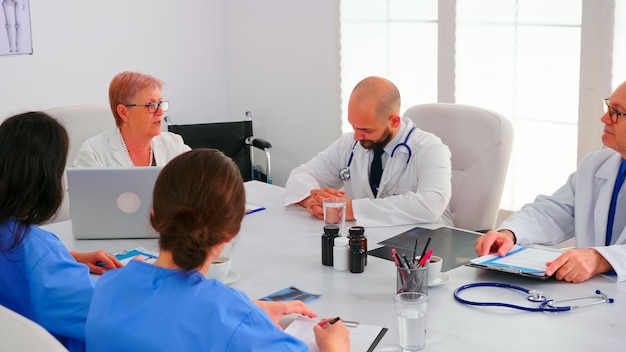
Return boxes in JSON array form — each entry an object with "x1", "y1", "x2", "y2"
[
  {"x1": 466, "y1": 245, "x2": 563, "y2": 280},
  {"x1": 284, "y1": 315, "x2": 387, "y2": 352}
]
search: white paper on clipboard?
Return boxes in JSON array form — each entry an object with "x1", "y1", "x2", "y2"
[{"x1": 468, "y1": 245, "x2": 563, "y2": 278}]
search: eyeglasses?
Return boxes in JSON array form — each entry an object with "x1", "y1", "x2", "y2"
[
  {"x1": 125, "y1": 101, "x2": 169, "y2": 113},
  {"x1": 603, "y1": 99, "x2": 626, "y2": 123}
]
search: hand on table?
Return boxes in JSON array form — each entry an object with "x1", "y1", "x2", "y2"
[
  {"x1": 545, "y1": 248, "x2": 613, "y2": 283},
  {"x1": 298, "y1": 188, "x2": 354, "y2": 221},
  {"x1": 253, "y1": 300, "x2": 317, "y2": 328},
  {"x1": 70, "y1": 250, "x2": 124, "y2": 275}
]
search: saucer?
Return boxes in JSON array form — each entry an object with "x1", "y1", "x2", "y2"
[
  {"x1": 223, "y1": 270, "x2": 240, "y2": 285},
  {"x1": 428, "y1": 273, "x2": 450, "y2": 287}
]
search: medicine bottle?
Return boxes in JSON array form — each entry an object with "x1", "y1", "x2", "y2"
[
  {"x1": 348, "y1": 226, "x2": 368, "y2": 266},
  {"x1": 333, "y1": 237, "x2": 350, "y2": 271},
  {"x1": 349, "y1": 241, "x2": 365, "y2": 273},
  {"x1": 321, "y1": 224, "x2": 340, "y2": 266}
]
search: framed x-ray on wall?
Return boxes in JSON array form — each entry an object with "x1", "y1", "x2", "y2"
[{"x1": 0, "y1": 0, "x2": 32, "y2": 56}]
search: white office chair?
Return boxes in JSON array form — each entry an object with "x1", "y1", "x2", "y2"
[
  {"x1": 44, "y1": 104, "x2": 116, "y2": 223},
  {"x1": 403, "y1": 103, "x2": 514, "y2": 232},
  {"x1": 0, "y1": 305, "x2": 68, "y2": 351}
]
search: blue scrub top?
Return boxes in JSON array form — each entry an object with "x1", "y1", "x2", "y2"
[
  {"x1": 86, "y1": 260, "x2": 310, "y2": 352},
  {"x1": 0, "y1": 217, "x2": 94, "y2": 352}
]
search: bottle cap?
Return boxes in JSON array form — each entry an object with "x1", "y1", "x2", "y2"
[
  {"x1": 348, "y1": 226, "x2": 365, "y2": 237},
  {"x1": 335, "y1": 237, "x2": 349, "y2": 246},
  {"x1": 323, "y1": 224, "x2": 340, "y2": 235}
]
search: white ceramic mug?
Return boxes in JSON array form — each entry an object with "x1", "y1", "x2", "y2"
[{"x1": 207, "y1": 256, "x2": 231, "y2": 282}]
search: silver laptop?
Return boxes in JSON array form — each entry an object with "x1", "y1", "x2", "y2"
[{"x1": 66, "y1": 167, "x2": 163, "y2": 239}]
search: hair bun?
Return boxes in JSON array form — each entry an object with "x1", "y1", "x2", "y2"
[{"x1": 171, "y1": 207, "x2": 199, "y2": 227}]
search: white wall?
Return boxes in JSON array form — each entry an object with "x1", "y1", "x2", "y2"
[
  {"x1": 0, "y1": 0, "x2": 228, "y2": 123},
  {"x1": 225, "y1": 0, "x2": 342, "y2": 186},
  {"x1": 0, "y1": 0, "x2": 341, "y2": 187}
]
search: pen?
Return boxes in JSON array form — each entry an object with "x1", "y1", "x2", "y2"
[
  {"x1": 418, "y1": 237, "x2": 432, "y2": 263},
  {"x1": 418, "y1": 249, "x2": 433, "y2": 267},
  {"x1": 391, "y1": 248, "x2": 405, "y2": 268},
  {"x1": 245, "y1": 207, "x2": 266, "y2": 215},
  {"x1": 318, "y1": 316, "x2": 341, "y2": 329},
  {"x1": 392, "y1": 248, "x2": 409, "y2": 284},
  {"x1": 401, "y1": 253, "x2": 413, "y2": 269}
]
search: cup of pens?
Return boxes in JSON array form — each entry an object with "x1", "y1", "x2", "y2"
[
  {"x1": 396, "y1": 262, "x2": 428, "y2": 295},
  {"x1": 393, "y1": 238, "x2": 432, "y2": 295}
]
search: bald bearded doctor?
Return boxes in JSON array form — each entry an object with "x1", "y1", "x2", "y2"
[{"x1": 284, "y1": 77, "x2": 453, "y2": 227}]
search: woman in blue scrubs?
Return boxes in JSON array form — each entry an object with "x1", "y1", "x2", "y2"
[
  {"x1": 0, "y1": 111, "x2": 122, "y2": 352},
  {"x1": 86, "y1": 149, "x2": 350, "y2": 352}
]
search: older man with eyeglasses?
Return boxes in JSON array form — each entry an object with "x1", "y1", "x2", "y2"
[
  {"x1": 476, "y1": 81, "x2": 626, "y2": 283},
  {"x1": 74, "y1": 71, "x2": 190, "y2": 168}
]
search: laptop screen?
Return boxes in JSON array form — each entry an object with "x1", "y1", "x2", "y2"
[{"x1": 66, "y1": 167, "x2": 163, "y2": 239}]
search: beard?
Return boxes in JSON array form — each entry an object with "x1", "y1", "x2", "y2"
[{"x1": 359, "y1": 127, "x2": 393, "y2": 150}]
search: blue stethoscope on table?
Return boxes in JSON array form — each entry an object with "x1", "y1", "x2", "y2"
[
  {"x1": 454, "y1": 282, "x2": 614, "y2": 312},
  {"x1": 339, "y1": 126, "x2": 416, "y2": 181}
]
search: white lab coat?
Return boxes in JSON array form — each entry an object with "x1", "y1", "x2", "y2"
[
  {"x1": 73, "y1": 128, "x2": 190, "y2": 167},
  {"x1": 285, "y1": 117, "x2": 453, "y2": 227},
  {"x1": 500, "y1": 148, "x2": 626, "y2": 282}
]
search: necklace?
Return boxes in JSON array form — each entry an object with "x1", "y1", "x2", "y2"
[{"x1": 120, "y1": 132, "x2": 153, "y2": 167}]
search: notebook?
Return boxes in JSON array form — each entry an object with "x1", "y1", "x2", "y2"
[{"x1": 66, "y1": 167, "x2": 163, "y2": 239}]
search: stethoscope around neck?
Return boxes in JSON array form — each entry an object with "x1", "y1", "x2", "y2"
[
  {"x1": 339, "y1": 126, "x2": 416, "y2": 181},
  {"x1": 454, "y1": 282, "x2": 614, "y2": 312}
]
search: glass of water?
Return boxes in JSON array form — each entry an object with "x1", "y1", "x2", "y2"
[
  {"x1": 322, "y1": 196, "x2": 346, "y2": 236},
  {"x1": 394, "y1": 292, "x2": 428, "y2": 351}
]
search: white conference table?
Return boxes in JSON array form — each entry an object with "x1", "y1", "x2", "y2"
[{"x1": 43, "y1": 181, "x2": 626, "y2": 351}]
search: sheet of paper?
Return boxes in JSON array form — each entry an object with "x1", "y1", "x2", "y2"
[
  {"x1": 284, "y1": 316, "x2": 387, "y2": 352},
  {"x1": 112, "y1": 247, "x2": 158, "y2": 265},
  {"x1": 470, "y1": 245, "x2": 562, "y2": 274}
]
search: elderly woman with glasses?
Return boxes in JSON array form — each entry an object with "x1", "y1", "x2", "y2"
[{"x1": 73, "y1": 71, "x2": 190, "y2": 167}]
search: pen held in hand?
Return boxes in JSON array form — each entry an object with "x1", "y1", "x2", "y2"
[{"x1": 318, "y1": 316, "x2": 341, "y2": 329}]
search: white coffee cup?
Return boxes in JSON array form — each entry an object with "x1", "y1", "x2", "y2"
[
  {"x1": 427, "y1": 256, "x2": 443, "y2": 285},
  {"x1": 207, "y1": 256, "x2": 231, "y2": 282}
]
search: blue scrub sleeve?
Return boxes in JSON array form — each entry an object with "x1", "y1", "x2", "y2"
[
  {"x1": 227, "y1": 309, "x2": 310, "y2": 352},
  {"x1": 29, "y1": 245, "x2": 94, "y2": 342}
]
